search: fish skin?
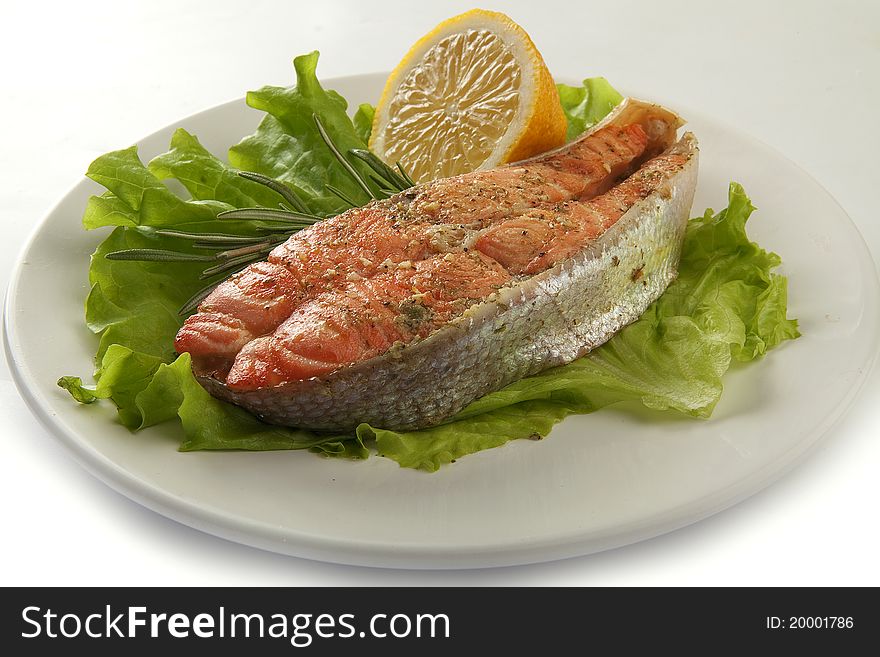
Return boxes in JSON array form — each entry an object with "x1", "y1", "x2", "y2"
[{"x1": 194, "y1": 121, "x2": 699, "y2": 431}]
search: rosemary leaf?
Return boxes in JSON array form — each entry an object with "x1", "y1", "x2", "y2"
[
  {"x1": 105, "y1": 249, "x2": 215, "y2": 263},
  {"x1": 236, "y1": 171, "x2": 311, "y2": 214},
  {"x1": 325, "y1": 184, "x2": 358, "y2": 209},
  {"x1": 313, "y1": 113, "x2": 376, "y2": 200},
  {"x1": 200, "y1": 249, "x2": 272, "y2": 279},
  {"x1": 255, "y1": 225, "x2": 301, "y2": 234},
  {"x1": 192, "y1": 242, "x2": 246, "y2": 250},
  {"x1": 178, "y1": 280, "x2": 222, "y2": 315},
  {"x1": 216, "y1": 241, "x2": 275, "y2": 260},
  {"x1": 192, "y1": 234, "x2": 286, "y2": 250},
  {"x1": 156, "y1": 229, "x2": 265, "y2": 244},
  {"x1": 396, "y1": 162, "x2": 416, "y2": 188},
  {"x1": 217, "y1": 207, "x2": 320, "y2": 224},
  {"x1": 349, "y1": 148, "x2": 411, "y2": 191}
]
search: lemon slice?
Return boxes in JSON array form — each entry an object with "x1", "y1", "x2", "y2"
[{"x1": 370, "y1": 9, "x2": 567, "y2": 184}]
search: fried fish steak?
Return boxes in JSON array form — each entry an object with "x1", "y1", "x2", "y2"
[{"x1": 175, "y1": 99, "x2": 699, "y2": 430}]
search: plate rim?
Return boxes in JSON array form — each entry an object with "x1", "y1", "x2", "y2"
[{"x1": 4, "y1": 72, "x2": 880, "y2": 569}]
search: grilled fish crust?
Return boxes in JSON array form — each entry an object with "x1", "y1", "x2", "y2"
[{"x1": 197, "y1": 132, "x2": 699, "y2": 431}]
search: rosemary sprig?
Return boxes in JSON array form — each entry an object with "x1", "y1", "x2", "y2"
[
  {"x1": 105, "y1": 120, "x2": 416, "y2": 316},
  {"x1": 311, "y1": 116, "x2": 414, "y2": 201}
]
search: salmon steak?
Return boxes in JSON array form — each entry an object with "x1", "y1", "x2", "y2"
[{"x1": 175, "y1": 98, "x2": 699, "y2": 431}]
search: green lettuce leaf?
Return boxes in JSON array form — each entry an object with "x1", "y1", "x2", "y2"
[
  {"x1": 148, "y1": 128, "x2": 285, "y2": 207},
  {"x1": 557, "y1": 77, "x2": 624, "y2": 141},
  {"x1": 60, "y1": 349, "x2": 343, "y2": 449},
  {"x1": 228, "y1": 51, "x2": 377, "y2": 215},
  {"x1": 353, "y1": 103, "x2": 376, "y2": 144},
  {"x1": 82, "y1": 146, "x2": 230, "y2": 230}
]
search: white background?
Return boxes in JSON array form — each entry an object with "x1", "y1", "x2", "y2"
[{"x1": 1, "y1": 0, "x2": 877, "y2": 585}]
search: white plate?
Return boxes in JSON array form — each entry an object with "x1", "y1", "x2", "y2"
[{"x1": 4, "y1": 73, "x2": 879, "y2": 569}]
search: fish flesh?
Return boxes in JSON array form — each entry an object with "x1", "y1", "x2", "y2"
[{"x1": 175, "y1": 99, "x2": 699, "y2": 430}]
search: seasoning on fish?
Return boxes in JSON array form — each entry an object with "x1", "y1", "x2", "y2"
[{"x1": 175, "y1": 99, "x2": 699, "y2": 430}]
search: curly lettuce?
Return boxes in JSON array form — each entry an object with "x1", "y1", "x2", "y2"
[{"x1": 557, "y1": 77, "x2": 624, "y2": 141}]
